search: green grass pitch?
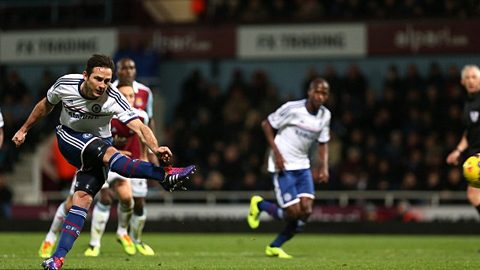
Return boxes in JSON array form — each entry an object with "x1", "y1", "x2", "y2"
[{"x1": 1, "y1": 232, "x2": 480, "y2": 269}]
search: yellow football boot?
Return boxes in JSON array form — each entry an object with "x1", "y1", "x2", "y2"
[
  {"x1": 117, "y1": 234, "x2": 137, "y2": 255},
  {"x1": 38, "y1": 241, "x2": 54, "y2": 258},
  {"x1": 136, "y1": 242, "x2": 155, "y2": 256},
  {"x1": 265, "y1": 246, "x2": 293, "y2": 259},
  {"x1": 84, "y1": 245, "x2": 100, "y2": 257},
  {"x1": 247, "y1": 195, "x2": 263, "y2": 229}
]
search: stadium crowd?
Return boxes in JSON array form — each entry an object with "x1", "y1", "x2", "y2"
[
  {"x1": 160, "y1": 63, "x2": 466, "y2": 193},
  {"x1": 2, "y1": 0, "x2": 480, "y2": 30},
  {"x1": 0, "y1": 0, "x2": 473, "y2": 195},
  {"x1": 0, "y1": 62, "x2": 469, "y2": 194},
  {"x1": 201, "y1": 0, "x2": 480, "y2": 23}
]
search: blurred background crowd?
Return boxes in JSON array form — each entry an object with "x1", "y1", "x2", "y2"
[
  {"x1": 0, "y1": 60, "x2": 467, "y2": 194},
  {"x1": 1, "y1": 0, "x2": 480, "y2": 29},
  {"x1": 0, "y1": 0, "x2": 475, "y2": 199}
]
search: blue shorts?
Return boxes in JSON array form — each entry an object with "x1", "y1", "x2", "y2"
[
  {"x1": 271, "y1": 169, "x2": 315, "y2": 208},
  {"x1": 55, "y1": 125, "x2": 113, "y2": 170}
]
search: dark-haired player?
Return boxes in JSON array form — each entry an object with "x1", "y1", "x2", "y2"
[
  {"x1": 248, "y1": 78, "x2": 331, "y2": 258},
  {"x1": 12, "y1": 54, "x2": 195, "y2": 270}
]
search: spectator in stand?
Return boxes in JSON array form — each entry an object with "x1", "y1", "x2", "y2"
[
  {"x1": 403, "y1": 63, "x2": 425, "y2": 92},
  {"x1": 375, "y1": 159, "x2": 395, "y2": 190},
  {"x1": 398, "y1": 0, "x2": 423, "y2": 18},
  {"x1": 269, "y1": 0, "x2": 292, "y2": 20},
  {"x1": 384, "y1": 65, "x2": 403, "y2": 92},
  {"x1": 294, "y1": 0, "x2": 324, "y2": 20},
  {"x1": 426, "y1": 62, "x2": 445, "y2": 91},
  {"x1": 343, "y1": 63, "x2": 368, "y2": 111},
  {"x1": 240, "y1": 0, "x2": 270, "y2": 22},
  {"x1": 343, "y1": 0, "x2": 364, "y2": 19},
  {"x1": 444, "y1": 167, "x2": 466, "y2": 191},
  {"x1": 323, "y1": 65, "x2": 343, "y2": 96},
  {"x1": 302, "y1": 67, "x2": 318, "y2": 98},
  {"x1": 204, "y1": 170, "x2": 225, "y2": 190},
  {"x1": 209, "y1": 0, "x2": 242, "y2": 22},
  {"x1": 337, "y1": 146, "x2": 365, "y2": 190},
  {"x1": 425, "y1": 171, "x2": 443, "y2": 191},
  {"x1": 1, "y1": 71, "x2": 29, "y2": 104}
]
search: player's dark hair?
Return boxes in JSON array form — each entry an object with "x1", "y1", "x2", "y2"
[
  {"x1": 85, "y1": 54, "x2": 115, "y2": 76},
  {"x1": 309, "y1": 78, "x2": 329, "y2": 91},
  {"x1": 116, "y1": 57, "x2": 135, "y2": 68},
  {"x1": 117, "y1": 81, "x2": 133, "y2": 88}
]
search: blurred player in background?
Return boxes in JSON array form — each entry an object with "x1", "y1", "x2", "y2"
[
  {"x1": 84, "y1": 58, "x2": 159, "y2": 257},
  {"x1": 13, "y1": 54, "x2": 195, "y2": 270},
  {"x1": 446, "y1": 65, "x2": 480, "y2": 217},
  {"x1": 248, "y1": 78, "x2": 331, "y2": 258}
]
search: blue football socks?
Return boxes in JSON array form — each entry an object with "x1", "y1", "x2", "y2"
[
  {"x1": 271, "y1": 218, "x2": 306, "y2": 247},
  {"x1": 53, "y1": 205, "x2": 87, "y2": 258},
  {"x1": 108, "y1": 152, "x2": 164, "y2": 180},
  {"x1": 258, "y1": 200, "x2": 285, "y2": 220}
]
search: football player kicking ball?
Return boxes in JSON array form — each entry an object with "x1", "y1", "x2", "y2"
[
  {"x1": 13, "y1": 54, "x2": 195, "y2": 270},
  {"x1": 84, "y1": 83, "x2": 154, "y2": 257},
  {"x1": 248, "y1": 78, "x2": 331, "y2": 258}
]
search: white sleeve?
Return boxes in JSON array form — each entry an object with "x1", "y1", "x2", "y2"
[
  {"x1": 0, "y1": 108, "x2": 4, "y2": 128},
  {"x1": 267, "y1": 102, "x2": 292, "y2": 129},
  {"x1": 46, "y1": 84, "x2": 61, "y2": 105},
  {"x1": 318, "y1": 119, "x2": 330, "y2": 143},
  {"x1": 318, "y1": 110, "x2": 331, "y2": 143}
]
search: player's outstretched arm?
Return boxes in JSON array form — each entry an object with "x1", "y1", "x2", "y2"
[
  {"x1": 446, "y1": 131, "x2": 468, "y2": 166},
  {"x1": 126, "y1": 118, "x2": 172, "y2": 162},
  {"x1": 12, "y1": 98, "x2": 54, "y2": 147}
]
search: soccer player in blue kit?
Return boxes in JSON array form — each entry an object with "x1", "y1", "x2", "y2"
[
  {"x1": 12, "y1": 54, "x2": 195, "y2": 270},
  {"x1": 248, "y1": 78, "x2": 331, "y2": 258}
]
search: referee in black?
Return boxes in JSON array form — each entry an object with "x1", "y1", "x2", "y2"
[{"x1": 447, "y1": 64, "x2": 480, "y2": 216}]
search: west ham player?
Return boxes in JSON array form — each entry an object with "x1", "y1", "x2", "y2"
[
  {"x1": 446, "y1": 65, "x2": 480, "y2": 219},
  {"x1": 84, "y1": 83, "x2": 153, "y2": 257},
  {"x1": 86, "y1": 58, "x2": 158, "y2": 256},
  {"x1": 247, "y1": 78, "x2": 330, "y2": 258},
  {"x1": 12, "y1": 54, "x2": 195, "y2": 270}
]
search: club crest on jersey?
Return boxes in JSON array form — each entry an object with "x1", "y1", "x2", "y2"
[
  {"x1": 135, "y1": 97, "x2": 144, "y2": 107},
  {"x1": 91, "y1": 104, "x2": 101, "y2": 113},
  {"x1": 471, "y1": 111, "x2": 479, "y2": 123},
  {"x1": 83, "y1": 133, "x2": 93, "y2": 139},
  {"x1": 283, "y1": 192, "x2": 292, "y2": 202}
]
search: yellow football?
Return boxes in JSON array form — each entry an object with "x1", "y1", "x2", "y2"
[{"x1": 463, "y1": 154, "x2": 480, "y2": 188}]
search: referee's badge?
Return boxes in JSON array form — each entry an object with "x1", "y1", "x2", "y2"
[{"x1": 471, "y1": 111, "x2": 479, "y2": 123}]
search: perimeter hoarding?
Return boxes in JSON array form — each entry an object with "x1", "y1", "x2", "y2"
[
  {"x1": 0, "y1": 28, "x2": 117, "y2": 64},
  {"x1": 368, "y1": 21, "x2": 480, "y2": 55},
  {"x1": 117, "y1": 26, "x2": 236, "y2": 60},
  {"x1": 237, "y1": 23, "x2": 367, "y2": 59}
]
